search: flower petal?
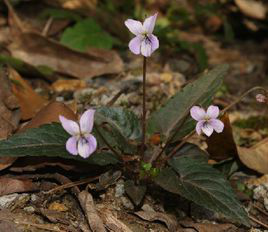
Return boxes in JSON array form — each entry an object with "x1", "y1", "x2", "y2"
[
  {"x1": 59, "y1": 115, "x2": 79, "y2": 135},
  {"x1": 66, "y1": 136, "x2": 78, "y2": 155},
  {"x1": 148, "y1": 34, "x2": 159, "y2": 53},
  {"x1": 86, "y1": 134, "x2": 97, "y2": 155},
  {"x1": 129, "y1": 36, "x2": 142, "y2": 55},
  {"x1": 80, "y1": 109, "x2": 95, "y2": 134},
  {"x1": 77, "y1": 138, "x2": 91, "y2": 159},
  {"x1": 196, "y1": 121, "x2": 204, "y2": 135},
  {"x1": 125, "y1": 19, "x2": 143, "y2": 35},
  {"x1": 209, "y1": 119, "x2": 224, "y2": 133},
  {"x1": 190, "y1": 106, "x2": 206, "y2": 121},
  {"x1": 202, "y1": 123, "x2": 214, "y2": 137},
  {"x1": 207, "y1": 105, "x2": 219, "y2": 119},
  {"x1": 141, "y1": 39, "x2": 153, "y2": 57},
  {"x1": 143, "y1": 13, "x2": 158, "y2": 34}
]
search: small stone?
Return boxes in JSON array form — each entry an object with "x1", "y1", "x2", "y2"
[
  {"x1": 0, "y1": 193, "x2": 18, "y2": 208},
  {"x1": 31, "y1": 194, "x2": 38, "y2": 202},
  {"x1": 24, "y1": 206, "x2": 35, "y2": 213},
  {"x1": 115, "y1": 180, "x2": 125, "y2": 198},
  {"x1": 120, "y1": 196, "x2": 134, "y2": 210},
  {"x1": 141, "y1": 204, "x2": 155, "y2": 212},
  {"x1": 253, "y1": 184, "x2": 268, "y2": 200},
  {"x1": 264, "y1": 198, "x2": 268, "y2": 211}
]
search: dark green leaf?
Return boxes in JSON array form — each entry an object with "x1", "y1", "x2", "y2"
[
  {"x1": 60, "y1": 18, "x2": 117, "y2": 51},
  {"x1": 96, "y1": 107, "x2": 141, "y2": 141},
  {"x1": 0, "y1": 123, "x2": 119, "y2": 166},
  {"x1": 147, "y1": 64, "x2": 228, "y2": 142},
  {"x1": 154, "y1": 155, "x2": 249, "y2": 226},
  {"x1": 125, "y1": 180, "x2": 147, "y2": 206}
]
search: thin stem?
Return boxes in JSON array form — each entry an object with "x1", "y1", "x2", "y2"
[
  {"x1": 141, "y1": 56, "x2": 147, "y2": 159},
  {"x1": 94, "y1": 125, "x2": 122, "y2": 160}
]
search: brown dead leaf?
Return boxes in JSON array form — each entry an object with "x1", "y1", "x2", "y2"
[
  {"x1": 0, "y1": 177, "x2": 38, "y2": 196},
  {"x1": 45, "y1": 0, "x2": 97, "y2": 11},
  {"x1": 238, "y1": 138, "x2": 268, "y2": 174},
  {"x1": 179, "y1": 220, "x2": 236, "y2": 232},
  {"x1": 134, "y1": 211, "x2": 178, "y2": 232},
  {"x1": 100, "y1": 209, "x2": 133, "y2": 232},
  {"x1": 0, "y1": 66, "x2": 20, "y2": 171},
  {"x1": 21, "y1": 101, "x2": 76, "y2": 131},
  {"x1": 52, "y1": 79, "x2": 87, "y2": 92},
  {"x1": 9, "y1": 67, "x2": 47, "y2": 120},
  {"x1": 206, "y1": 114, "x2": 238, "y2": 161},
  {"x1": 0, "y1": 221, "x2": 21, "y2": 232},
  {"x1": 48, "y1": 202, "x2": 68, "y2": 212},
  {"x1": 78, "y1": 190, "x2": 106, "y2": 232},
  {"x1": 235, "y1": 0, "x2": 266, "y2": 19},
  {"x1": 8, "y1": 32, "x2": 123, "y2": 80},
  {"x1": 235, "y1": 0, "x2": 266, "y2": 20}
]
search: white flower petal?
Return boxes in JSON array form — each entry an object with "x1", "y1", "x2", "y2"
[
  {"x1": 207, "y1": 105, "x2": 219, "y2": 119},
  {"x1": 141, "y1": 39, "x2": 152, "y2": 57},
  {"x1": 196, "y1": 121, "x2": 204, "y2": 135},
  {"x1": 80, "y1": 109, "x2": 95, "y2": 134},
  {"x1": 59, "y1": 115, "x2": 79, "y2": 135},
  {"x1": 202, "y1": 123, "x2": 214, "y2": 137},
  {"x1": 148, "y1": 34, "x2": 159, "y2": 53},
  {"x1": 143, "y1": 13, "x2": 158, "y2": 34},
  {"x1": 125, "y1": 19, "x2": 143, "y2": 35},
  {"x1": 190, "y1": 106, "x2": 206, "y2": 121},
  {"x1": 78, "y1": 138, "x2": 91, "y2": 159},
  {"x1": 209, "y1": 119, "x2": 224, "y2": 133},
  {"x1": 66, "y1": 136, "x2": 78, "y2": 155},
  {"x1": 129, "y1": 36, "x2": 142, "y2": 55},
  {"x1": 86, "y1": 134, "x2": 97, "y2": 155}
]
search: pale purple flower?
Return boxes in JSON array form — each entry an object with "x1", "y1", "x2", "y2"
[
  {"x1": 190, "y1": 105, "x2": 224, "y2": 137},
  {"x1": 125, "y1": 13, "x2": 159, "y2": 57},
  {"x1": 59, "y1": 109, "x2": 97, "y2": 159},
  {"x1": 256, "y1": 94, "x2": 267, "y2": 103}
]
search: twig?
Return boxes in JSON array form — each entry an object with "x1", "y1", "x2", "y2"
[
  {"x1": 42, "y1": 16, "x2": 53, "y2": 36},
  {"x1": 3, "y1": 0, "x2": 24, "y2": 32},
  {"x1": 249, "y1": 215, "x2": 268, "y2": 229},
  {"x1": 253, "y1": 204, "x2": 268, "y2": 217},
  {"x1": 44, "y1": 175, "x2": 99, "y2": 195}
]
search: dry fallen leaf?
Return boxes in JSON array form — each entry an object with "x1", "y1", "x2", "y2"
[
  {"x1": 78, "y1": 190, "x2": 106, "y2": 232},
  {"x1": 238, "y1": 138, "x2": 268, "y2": 174},
  {"x1": 8, "y1": 32, "x2": 124, "y2": 80},
  {"x1": 52, "y1": 79, "x2": 87, "y2": 92},
  {"x1": 21, "y1": 101, "x2": 77, "y2": 131},
  {"x1": 134, "y1": 211, "x2": 178, "y2": 232},
  {"x1": 0, "y1": 176, "x2": 38, "y2": 196},
  {"x1": 206, "y1": 114, "x2": 238, "y2": 161},
  {"x1": 9, "y1": 67, "x2": 48, "y2": 120},
  {"x1": 235, "y1": 0, "x2": 266, "y2": 20}
]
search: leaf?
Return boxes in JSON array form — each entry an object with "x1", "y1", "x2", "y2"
[
  {"x1": 147, "y1": 64, "x2": 228, "y2": 142},
  {"x1": 40, "y1": 8, "x2": 82, "y2": 21},
  {"x1": 8, "y1": 32, "x2": 123, "y2": 80},
  {"x1": 96, "y1": 107, "x2": 141, "y2": 141},
  {"x1": 0, "y1": 123, "x2": 119, "y2": 166},
  {"x1": 238, "y1": 138, "x2": 268, "y2": 174},
  {"x1": 124, "y1": 180, "x2": 147, "y2": 206},
  {"x1": 235, "y1": 0, "x2": 266, "y2": 20},
  {"x1": 154, "y1": 155, "x2": 249, "y2": 226},
  {"x1": 60, "y1": 19, "x2": 117, "y2": 51}
]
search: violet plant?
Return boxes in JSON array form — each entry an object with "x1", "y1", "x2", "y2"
[{"x1": 4, "y1": 12, "x2": 268, "y2": 227}]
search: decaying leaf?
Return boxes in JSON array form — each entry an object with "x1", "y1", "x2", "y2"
[
  {"x1": 206, "y1": 114, "x2": 238, "y2": 161},
  {"x1": 9, "y1": 67, "x2": 47, "y2": 120},
  {"x1": 235, "y1": 0, "x2": 266, "y2": 20},
  {"x1": 238, "y1": 138, "x2": 268, "y2": 174},
  {"x1": 8, "y1": 32, "x2": 124, "y2": 79},
  {"x1": 78, "y1": 190, "x2": 106, "y2": 232},
  {"x1": 100, "y1": 209, "x2": 133, "y2": 232},
  {"x1": 21, "y1": 101, "x2": 76, "y2": 131},
  {"x1": 0, "y1": 176, "x2": 38, "y2": 196},
  {"x1": 52, "y1": 79, "x2": 87, "y2": 92},
  {"x1": 0, "y1": 65, "x2": 20, "y2": 171},
  {"x1": 135, "y1": 211, "x2": 178, "y2": 232}
]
